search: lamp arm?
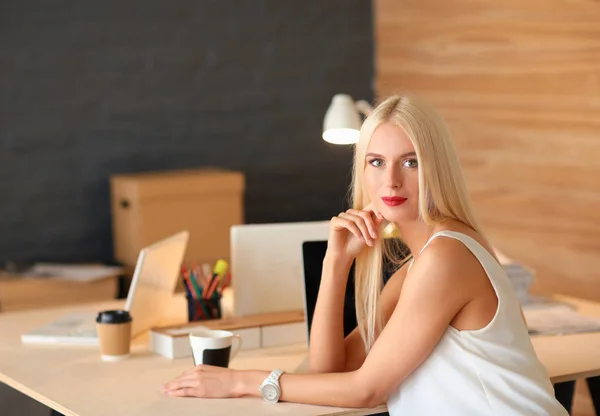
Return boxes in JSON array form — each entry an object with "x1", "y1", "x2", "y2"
[{"x1": 354, "y1": 100, "x2": 373, "y2": 116}]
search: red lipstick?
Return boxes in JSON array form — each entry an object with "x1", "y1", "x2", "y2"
[{"x1": 381, "y1": 197, "x2": 407, "y2": 207}]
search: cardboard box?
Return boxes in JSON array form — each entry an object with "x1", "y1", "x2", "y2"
[
  {"x1": 110, "y1": 168, "x2": 244, "y2": 268},
  {"x1": 0, "y1": 273, "x2": 118, "y2": 312}
]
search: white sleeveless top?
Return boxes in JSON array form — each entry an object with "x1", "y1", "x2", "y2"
[{"x1": 386, "y1": 231, "x2": 568, "y2": 416}]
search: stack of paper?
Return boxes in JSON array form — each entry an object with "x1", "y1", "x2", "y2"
[
  {"x1": 495, "y1": 249, "x2": 536, "y2": 305},
  {"x1": 25, "y1": 263, "x2": 123, "y2": 282},
  {"x1": 524, "y1": 304, "x2": 600, "y2": 336},
  {"x1": 503, "y1": 263, "x2": 535, "y2": 305}
]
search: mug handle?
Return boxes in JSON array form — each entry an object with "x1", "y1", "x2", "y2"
[{"x1": 230, "y1": 334, "x2": 243, "y2": 361}]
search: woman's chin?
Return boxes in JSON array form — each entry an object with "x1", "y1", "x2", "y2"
[
  {"x1": 374, "y1": 203, "x2": 418, "y2": 225},
  {"x1": 382, "y1": 212, "x2": 419, "y2": 225}
]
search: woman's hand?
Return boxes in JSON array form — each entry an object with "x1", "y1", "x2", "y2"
[
  {"x1": 160, "y1": 365, "x2": 253, "y2": 399},
  {"x1": 327, "y1": 204, "x2": 385, "y2": 262}
]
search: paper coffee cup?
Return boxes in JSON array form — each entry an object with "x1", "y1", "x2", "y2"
[
  {"x1": 96, "y1": 310, "x2": 132, "y2": 361},
  {"x1": 189, "y1": 329, "x2": 242, "y2": 368}
]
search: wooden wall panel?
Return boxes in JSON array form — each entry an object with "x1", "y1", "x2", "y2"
[{"x1": 375, "y1": 0, "x2": 600, "y2": 300}]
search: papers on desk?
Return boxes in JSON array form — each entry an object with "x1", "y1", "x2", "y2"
[
  {"x1": 21, "y1": 311, "x2": 99, "y2": 346},
  {"x1": 504, "y1": 263, "x2": 535, "y2": 305},
  {"x1": 495, "y1": 249, "x2": 536, "y2": 306},
  {"x1": 524, "y1": 304, "x2": 600, "y2": 336},
  {"x1": 496, "y1": 250, "x2": 600, "y2": 335},
  {"x1": 26, "y1": 263, "x2": 123, "y2": 282}
]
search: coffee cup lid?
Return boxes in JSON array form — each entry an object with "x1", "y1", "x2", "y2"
[{"x1": 96, "y1": 310, "x2": 132, "y2": 324}]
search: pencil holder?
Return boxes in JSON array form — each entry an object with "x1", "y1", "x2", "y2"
[{"x1": 186, "y1": 295, "x2": 222, "y2": 322}]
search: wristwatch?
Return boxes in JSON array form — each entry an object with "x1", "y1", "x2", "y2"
[{"x1": 258, "y1": 369, "x2": 284, "y2": 403}]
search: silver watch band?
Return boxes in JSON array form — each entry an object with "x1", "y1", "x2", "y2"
[{"x1": 268, "y1": 369, "x2": 284, "y2": 383}]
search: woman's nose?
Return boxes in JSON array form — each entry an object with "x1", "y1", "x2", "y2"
[{"x1": 384, "y1": 165, "x2": 401, "y2": 189}]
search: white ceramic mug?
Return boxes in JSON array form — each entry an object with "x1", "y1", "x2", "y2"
[{"x1": 189, "y1": 329, "x2": 242, "y2": 367}]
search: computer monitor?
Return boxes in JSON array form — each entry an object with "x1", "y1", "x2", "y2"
[
  {"x1": 230, "y1": 221, "x2": 330, "y2": 316},
  {"x1": 301, "y1": 240, "x2": 409, "y2": 341}
]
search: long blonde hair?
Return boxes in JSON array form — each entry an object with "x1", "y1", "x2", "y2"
[{"x1": 351, "y1": 95, "x2": 482, "y2": 352}]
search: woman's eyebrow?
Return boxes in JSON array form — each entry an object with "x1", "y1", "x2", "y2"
[{"x1": 365, "y1": 151, "x2": 416, "y2": 159}]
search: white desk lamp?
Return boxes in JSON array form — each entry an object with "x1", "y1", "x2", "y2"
[{"x1": 322, "y1": 94, "x2": 373, "y2": 144}]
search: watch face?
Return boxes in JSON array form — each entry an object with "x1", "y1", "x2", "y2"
[{"x1": 262, "y1": 384, "x2": 278, "y2": 402}]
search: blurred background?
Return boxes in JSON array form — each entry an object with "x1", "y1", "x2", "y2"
[{"x1": 0, "y1": 0, "x2": 371, "y2": 265}]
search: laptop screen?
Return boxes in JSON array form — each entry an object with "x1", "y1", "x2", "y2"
[
  {"x1": 302, "y1": 241, "x2": 357, "y2": 338},
  {"x1": 302, "y1": 240, "x2": 409, "y2": 340}
]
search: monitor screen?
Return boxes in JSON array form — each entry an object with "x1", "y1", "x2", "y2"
[{"x1": 302, "y1": 240, "x2": 409, "y2": 340}]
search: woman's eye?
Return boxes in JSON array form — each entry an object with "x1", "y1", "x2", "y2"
[
  {"x1": 369, "y1": 159, "x2": 384, "y2": 167},
  {"x1": 403, "y1": 158, "x2": 418, "y2": 169}
]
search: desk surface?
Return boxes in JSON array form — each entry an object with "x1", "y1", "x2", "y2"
[
  {"x1": 0, "y1": 297, "x2": 381, "y2": 416},
  {"x1": 2, "y1": 296, "x2": 600, "y2": 415},
  {"x1": 530, "y1": 295, "x2": 600, "y2": 384}
]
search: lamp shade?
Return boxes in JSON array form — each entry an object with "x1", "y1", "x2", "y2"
[{"x1": 322, "y1": 94, "x2": 362, "y2": 144}]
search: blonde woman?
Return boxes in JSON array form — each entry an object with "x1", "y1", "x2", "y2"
[{"x1": 162, "y1": 95, "x2": 568, "y2": 415}]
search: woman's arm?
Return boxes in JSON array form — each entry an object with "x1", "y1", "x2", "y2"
[
  {"x1": 309, "y1": 257, "x2": 410, "y2": 373},
  {"x1": 307, "y1": 206, "x2": 384, "y2": 373},
  {"x1": 307, "y1": 253, "x2": 353, "y2": 373},
  {"x1": 238, "y1": 238, "x2": 474, "y2": 407},
  {"x1": 341, "y1": 262, "x2": 409, "y2": 372},
  {"x1": 163, "y1": 239, "x2": 473, "y2": 408}
]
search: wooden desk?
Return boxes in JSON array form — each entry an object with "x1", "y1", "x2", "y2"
[
  {"x1": 0, "y1": 298, "x2": 381, "y2": 416},
  {"x1": 530, "y1": 295, "x2": 600, "y2": 384},
  {"x1": 2, "y1": 296, "x2": 600, "y2": 415}
]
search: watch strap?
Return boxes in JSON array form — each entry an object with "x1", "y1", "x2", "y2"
[
  {"x1": 259, "y1": 369, "x2": 285, "y2": 402},
  {"x1": 268, "y1": 369, "x2": 284, "y2": 383}
]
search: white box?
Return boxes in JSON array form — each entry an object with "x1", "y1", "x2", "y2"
[
  {"x1": 151, "y1": 325, "x2": 261, "y2": 359},
  {"x1": 150, "y1": 309, "x2": 306, "y2": 359},
  {"x1": 261, "y1": 322, "x2": 307, "y2": 348}
]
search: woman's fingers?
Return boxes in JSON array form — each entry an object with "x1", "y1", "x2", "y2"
[
  {"x1": 162, "y1": 377, "x2": 199, "y2": 393},
  {"x1": 161, "y1": 365, "x2": 237, "y2": 399},
  {"x1": 363, "y1": 203, "x2": 384, "y2": 220},
  {"x1": 331, "y1": 215, "x2": 364, "y2": 243},
  {"x1": 346, "y1": 209, "x2": 379, "y2": 239},
  {"x1": 331, "y1": 204, "x2": 388, "y2": 248},
  {"x1": 339, "y1": 212, "x2": 373, "y2": 246},
  {"x1": 166, "y1": 387, "x2": 196, "y2": 397},
  {"x1": 362, "y1": 204, "x2": 386, "y2": 231}
]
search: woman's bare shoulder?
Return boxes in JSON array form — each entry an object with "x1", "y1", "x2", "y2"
[
  {"x1": 408, "y1": 228, "x2": 491, "y2": 294},
  {"x1": 436, "y1": 220, "x2": 496, "y2": 258}
]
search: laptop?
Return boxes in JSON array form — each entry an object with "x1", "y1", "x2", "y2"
[
  {"x1": 301, "y1": 240, "x2": 408, "y2": 342},
  {"x1": 21, "y1": 231, "x2": 189, "y2": 346},
  {"x1": 230, "y1": 221, "x2": 330, "y2": 316}
]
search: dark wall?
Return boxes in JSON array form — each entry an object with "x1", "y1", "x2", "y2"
[{"x1": 0, "y1": 1, "x2": 373, "y2": 263}]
